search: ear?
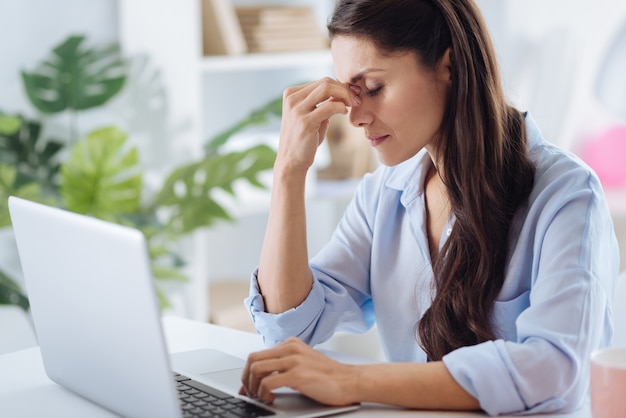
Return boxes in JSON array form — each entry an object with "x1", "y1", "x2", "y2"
[{"x1": 437, "y1": 48, "x2": 453, "y2": 84}]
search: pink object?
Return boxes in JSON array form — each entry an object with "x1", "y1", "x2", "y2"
[
  {"x1": 580, "y1": 125, "x2": 626, "y2": 188},
  {"x1": 590, "y1": 347, "x2": 626, "y2": 418}
]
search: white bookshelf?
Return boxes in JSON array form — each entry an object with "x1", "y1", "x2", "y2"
[{"x1": 117, "y1": 0, "x2": 340, "y2": 321}]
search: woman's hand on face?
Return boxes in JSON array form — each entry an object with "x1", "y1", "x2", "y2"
[
  {"x1": 239, "y1": 337, "x2": 358, "y2": 406},
  {"x1": 276, "y1": 78, "x2": 361, "y2": 175}
]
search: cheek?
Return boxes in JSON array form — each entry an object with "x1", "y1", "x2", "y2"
[
  {"x1": 379, "y1": 93, "x2": 422, "y2": 132},
  {"x1": 389, "y1": 86, "x2": 446, "y2": 132}
]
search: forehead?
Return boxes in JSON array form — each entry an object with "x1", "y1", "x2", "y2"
[{"x1": 330, "y1": 36, "x2": 417, "y2": 84}]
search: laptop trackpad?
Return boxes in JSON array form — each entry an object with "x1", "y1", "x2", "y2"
[
  {"x1": 171, "y1": 349, "x2": 245, "y2": 393},
  {"x1": 200, "y1": 368, "x2": 244, "y2": 391},
  {"x1": 171, "y1": 348, "x2": 246, "y2": 373}
]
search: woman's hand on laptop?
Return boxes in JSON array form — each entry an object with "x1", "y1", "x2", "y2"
[{"x1": 239, "y1": 337, "x2": 358, "y2": 406}]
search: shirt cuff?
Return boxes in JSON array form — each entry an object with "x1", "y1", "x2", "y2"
[
  {"x1": 443, "y1": 340, "x2": 525, "y2": 416},
  {"x1": 244, "y1": 268, "x2": 326, "y2": 346},
  {"x1": 443, "y1": 340, "x2": 567, "y2": 416}
]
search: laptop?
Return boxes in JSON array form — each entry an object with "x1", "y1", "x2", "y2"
[{"x1": 8, "y1": 196, "x2": 359, "y2": 418}]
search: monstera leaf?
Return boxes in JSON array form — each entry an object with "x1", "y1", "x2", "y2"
[
  {"x1": 21, "y1": 35, "x2": 127, "y2": 114},
  {"x1": 0, "y1": 114, "x2": 21, "y2": 135},
  {"x1": 61, "y1": 126, "x2": 142, "y2": 220},
  {"x1": 154, "y1": 144, "x2": 276, "y2": 234},
  {"x1": 0, "y1": 165, "x2": 47, "y2": 228},
  {"x1": 0, "y1": 114, "x2": 64, "y2": 193}
]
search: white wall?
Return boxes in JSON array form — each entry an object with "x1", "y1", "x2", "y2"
[{"x1": 477, "y1": 0, "x2": 626, "y2": 151}]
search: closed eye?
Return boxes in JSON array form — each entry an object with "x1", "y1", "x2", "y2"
[{"x1": 366, "y1": 86, "x2": 383, "y2": 97}]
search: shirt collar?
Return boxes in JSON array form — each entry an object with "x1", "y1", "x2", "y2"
[
  {"x1": 524, "y1": 112, "x2": 544, "y2": 151},
  {"x1": 384, "y1": 148, "x2": 432, "y2": 207}
]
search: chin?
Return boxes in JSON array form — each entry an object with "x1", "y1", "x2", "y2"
[{"x1": 377, "y1": 151, "x2": 420, "y2": 167}]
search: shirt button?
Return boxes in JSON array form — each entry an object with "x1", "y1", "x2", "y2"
[{"x1": 446, "y1": 228, "x2": 452, "y2": 236}]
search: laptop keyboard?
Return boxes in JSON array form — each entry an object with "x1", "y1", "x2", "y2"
[{"x1": 174, "y1": 373, "x2": 275, "y2": 418}]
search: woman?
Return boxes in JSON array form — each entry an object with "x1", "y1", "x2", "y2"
[{"x1": 240, "y1": 0, "x2": 620, "y2": 415}]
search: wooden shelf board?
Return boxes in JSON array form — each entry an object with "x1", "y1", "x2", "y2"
[{"x1": 199, "y1": 49, "x2": 332, "y2": 73}]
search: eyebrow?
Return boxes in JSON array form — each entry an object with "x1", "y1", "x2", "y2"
[{"x1": 349, "y1": 68, "x2": 385, "y2": 84}]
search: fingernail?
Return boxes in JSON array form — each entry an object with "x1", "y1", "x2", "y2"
[
  {"x1": 353, "y1": 95, "x2": 362, "y2": 106},
  {"x1": 349, "y1": 85, "x2": 361, "y2": 94}
]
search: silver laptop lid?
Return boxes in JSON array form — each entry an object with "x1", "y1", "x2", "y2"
[{"x1": 9, "y1": 196, "x2": 181, "y2": 418}]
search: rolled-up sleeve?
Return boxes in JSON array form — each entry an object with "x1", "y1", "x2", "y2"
[
  {"x1": 245, "y1": 270, "x2": 328, "y2": 346},
  {"x1": 244, "y1": 174, "x2": 379, "y2": 347}
]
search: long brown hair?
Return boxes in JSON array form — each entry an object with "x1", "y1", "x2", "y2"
[{"x1": 328, "y1": 0, "x2": 535, "y2": 361}]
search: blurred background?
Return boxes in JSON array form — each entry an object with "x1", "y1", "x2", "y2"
[{"x1": 1, "y1": 0, "x2": 625, "y2": 358}]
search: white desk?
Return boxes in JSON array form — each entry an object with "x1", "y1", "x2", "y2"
[{"x1": 0, "y1": 316, "x2": 591, "y2": 418}]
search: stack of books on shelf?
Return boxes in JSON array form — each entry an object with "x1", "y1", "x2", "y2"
[
  {"x1": 235, "y1": 5, "x2": 329, "y2": 53},
  {"x1": 201, "y1": 0, "x2": 247, "y2": 56}
]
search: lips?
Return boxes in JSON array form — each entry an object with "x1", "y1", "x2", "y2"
[{"x1": 366, "y1": 134, "x2": 389, "y2": 147}]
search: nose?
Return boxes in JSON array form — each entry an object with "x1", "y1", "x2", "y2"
[{"x1": 349, "y1": 102, "x2": 373, "y2": 127}]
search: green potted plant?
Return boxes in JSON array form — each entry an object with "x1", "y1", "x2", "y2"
[{"x1": 0, "y1": 34, "x2": 279, "y2": 311}]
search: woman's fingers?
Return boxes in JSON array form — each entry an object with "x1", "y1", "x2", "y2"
[
  {"x1": 240, "y1": 339, "x2": 305, "y2": 398},
  {"x1": 240, "y1": 338, "x2": 355, "y2": 405},
  {"x1": 282, "y1": 78, "x2": 359, "y2": 133},
  {"x1": 285, "y1": 77, "x2": 359, "y2": 111},
  {"x1": 255, "y1": 369, "x2": 296, "y2": 403},
  {"x1": 318, "y1": 119, "x2": 331, "y2": 146},
  {"x1": 246, "y1": 357, "x2": 292, "y2": 397},
  {"x1": 276, "y1": 78, "x2": 359, "y2": 172}
]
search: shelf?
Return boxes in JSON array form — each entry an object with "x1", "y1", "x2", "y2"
[
  {"x1": 214, "y1": 177, "x2": 359, "y2": 219},
  {"x1": 198, "y1": 49, "x2": 332, "y2": 73}
]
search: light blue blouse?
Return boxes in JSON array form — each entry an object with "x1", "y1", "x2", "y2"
[{"x1": 245, "y1": 114, "x2": 620, "y2": 416}]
